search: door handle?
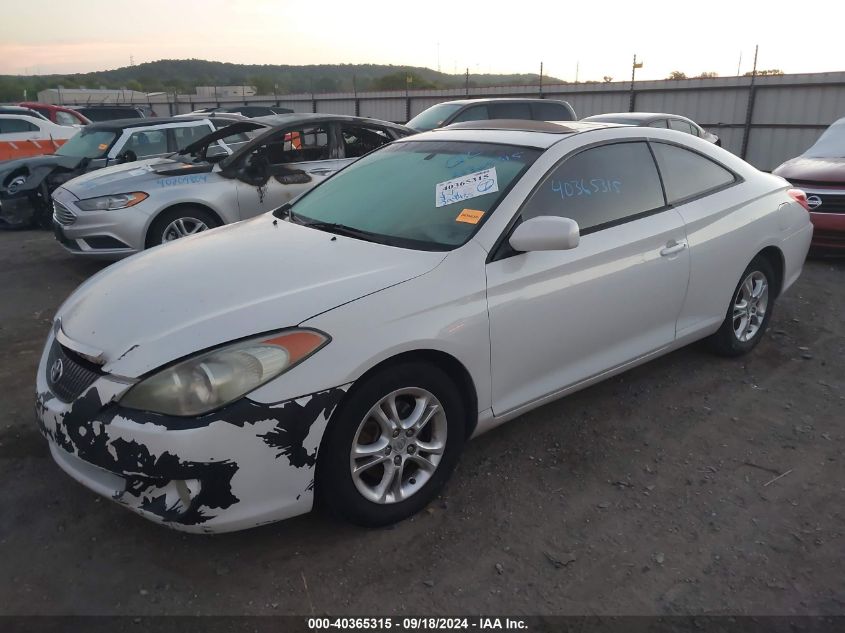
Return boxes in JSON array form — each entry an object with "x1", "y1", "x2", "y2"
[
  {"x1": 308, "y1": 168, "x2": 333, "y2": 175},
  {"x1": 660, "y1": 240, "x2": 688, "y2": 257}
]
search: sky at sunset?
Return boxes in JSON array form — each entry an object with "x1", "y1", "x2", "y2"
[{"x1": 1, "y1": 0, "x2": 843, "y2": 82}]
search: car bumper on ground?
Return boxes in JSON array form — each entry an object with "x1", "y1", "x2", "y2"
[
  {"x1": 0, "y1": 192, "x2": 46, "y2": 228},
  {"x1": 35, "y1": 332, "x2": 350, "y2": 533}
]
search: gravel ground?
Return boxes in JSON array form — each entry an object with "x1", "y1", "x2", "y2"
[{"x1": 0, "y1": 230, "x2": 843, "y2": 616}]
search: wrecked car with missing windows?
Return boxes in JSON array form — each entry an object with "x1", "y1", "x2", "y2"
[
  {"x1": 50, "y1": 114, "x2": 412, "y2": 256},
  {"x1": 0, "y1": 116, "x2": 242, "y2": 229}
]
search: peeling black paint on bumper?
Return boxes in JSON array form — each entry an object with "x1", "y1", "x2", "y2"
[{"x1": 35, "y1": 351, "x2": 350, "y2": 533}]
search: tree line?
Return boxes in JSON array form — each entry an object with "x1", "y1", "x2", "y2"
[{"x1": 0, "y1": 59, "x2": 556, "y2": 102}]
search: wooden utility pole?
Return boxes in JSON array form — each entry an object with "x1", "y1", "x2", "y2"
[
  {"x1": 629, "y1": 54, "x2": 642, "y2": 111},
  {"x1": 539, "y1": 62, "x2": 544, "y2": 97}
]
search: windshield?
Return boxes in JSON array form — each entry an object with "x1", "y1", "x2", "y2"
[
  {"x1": 291, "y1": 140, "x2": 540, "y2": 250},
  {"x1": 406, "y1": 104, "x2": 464, "y2": 131},
  {"x1": 803, "y1": 118, "x2": 845, "y2": 158},
  {"x1": 55, "y1": 129, "x2": 118, "y2": 158}
]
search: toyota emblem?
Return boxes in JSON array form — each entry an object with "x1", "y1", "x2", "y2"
[
  {"x1": 806, "y1": 195, "x2": 822, "y2": 210},
  {"x1": 50, "y1": 358, "x2": 64, "y2": 384}
]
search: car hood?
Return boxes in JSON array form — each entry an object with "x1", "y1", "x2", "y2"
[
  {"x1": 62, "y1": 157, "x2": 214, "y2": 198},
  {"x1": 772, "y1": 156, "x2": 845, "y2": 184},
  {"x1": 0, "y1": 155, "x2": 85, "y2": 194},
  {"x1": 55, "y1": 214, "x2": 447, "y2": 378}
]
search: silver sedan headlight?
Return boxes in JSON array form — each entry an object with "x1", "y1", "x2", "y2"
[
  {"x1": 120, "y1": 329, "x2": 330, "y2": 416},
  {"x1": 76, "y1": 192, "x2": 148, "y2": 211}
]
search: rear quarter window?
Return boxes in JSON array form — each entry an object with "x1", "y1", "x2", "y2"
[{"x1": 650, "y1": 142, "x2": 736, "y2": 204}]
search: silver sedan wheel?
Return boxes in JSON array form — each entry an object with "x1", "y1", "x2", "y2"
[
  {"x1": 349, "y1": 387, "x2": 447, "y2": 505},
  {"x1": 162, "y1": 217, "x2": 209, "y2": 242},
  {"x1": 732, "y1": 270, "x2": 769, "y2": 342}
]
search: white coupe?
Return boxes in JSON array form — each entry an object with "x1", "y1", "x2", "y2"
[{"x1": 35, "y1": 119, "x2": 812, "y2": 533}]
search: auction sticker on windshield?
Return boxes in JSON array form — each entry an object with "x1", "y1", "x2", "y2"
[{"x1": 435, "y1": 168, "x2": 498, "y2": 208}]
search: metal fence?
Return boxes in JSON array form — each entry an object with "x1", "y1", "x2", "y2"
[{"x1": 55, "y1": 71, "x2": 845, "y2": 171}]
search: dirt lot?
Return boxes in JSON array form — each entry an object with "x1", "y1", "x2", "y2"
[{"x1": 0, "y1": 230, "x2": 843, "y2": 617}]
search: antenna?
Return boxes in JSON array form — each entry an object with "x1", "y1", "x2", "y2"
[{"x1": 130, "y1": 55, "x2": 135, "y2": 66}]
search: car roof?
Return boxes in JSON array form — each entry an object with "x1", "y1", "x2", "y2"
[
  {"x1": 82, "y1": 116, "x2": 224, "y2": 133},
  {"x1": 250, "y1": 112, "x2": 412, "y2": 131},
  {"x1": 583, "y1": 112, "x2": 691, "y2": 124},
  {"x1": 0, "y1": 105, "x2": 42, "y2": 113},
  {"x1": 436, "y1": 97, "x2": 571, "y2": 106},
  {"x1": 69, "y1": 104, "x2": 142, "y2": 110},
  {"x1": 402, "y1": 119, "x2": 618, "y2": 149}
]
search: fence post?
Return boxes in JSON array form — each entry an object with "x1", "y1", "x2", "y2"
[
  {"x1": 740, "y1": 84, "x2": 757, "y2": 160},
  {"x1": 740, "y1": 47, "x2": 760, "y2": 160}
]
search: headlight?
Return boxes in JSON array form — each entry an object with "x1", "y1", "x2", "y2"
[
  {"x1": 76, "y1": 192, "x2": 148, "y2": 211},
  {"x1": 120, "y1": 329, "x2": 329, "y2": 416}
]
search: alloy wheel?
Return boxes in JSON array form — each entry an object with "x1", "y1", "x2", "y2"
[
  {"x1": 732, "y1": 270, "x2": 769, "y2": 342},
  {"x1": 162, "y1": 217, "x2": 209, "y2": 242},
  {"x1": 349, "y1": 387, "x2": 447, "y2": 504}
]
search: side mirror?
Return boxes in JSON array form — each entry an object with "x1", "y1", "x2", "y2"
[
  {"x1": 117, "y1": 149, "x2": 137, "y2": 164},
  {"x1": 509, "y1": 216, "x2": 580, "y2": 252}
]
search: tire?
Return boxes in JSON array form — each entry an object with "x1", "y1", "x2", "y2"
[
  {"x1": 145, "y1": 206, "x2": 219, "y2": 248},
  {"x1": 706, "y1": 255, "x2": 776, "y2": 357},
  {"x1": 317, "y1": 362, "x2": 466, "y2": 527}
]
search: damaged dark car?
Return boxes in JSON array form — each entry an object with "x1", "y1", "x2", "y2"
[{"x1": 0, "y1": 116, "x2": 238, "y2": 229}]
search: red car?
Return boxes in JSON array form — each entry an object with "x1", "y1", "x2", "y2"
[
  {"x1": 18, "y1": 102, "x2": 90, "y2": 127},
  {"x1": 773, "y1": 117, "x2": 845, "y2": 254}
]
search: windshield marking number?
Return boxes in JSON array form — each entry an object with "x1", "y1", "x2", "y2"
[{"x1": 435, "y1": 167, "x2": 499, "y2": 208}]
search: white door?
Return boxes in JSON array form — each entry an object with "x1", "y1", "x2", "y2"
[
  {"x1": 486, "y1": 141, "x2": 691, "y2": 415},
  {"x1": 233, "y1": 123, "x2": 349, "y2": 219}
]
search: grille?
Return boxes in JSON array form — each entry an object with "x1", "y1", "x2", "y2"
[
  {"x1": 806, "y1": 192, "x2": 845, "y2": 214},
  {"x1": 46, "y1": 340, "x2": 101, "y2": 403},
  {"x1": 53, "y1": 200, "x2": 76, "y2": 226}
]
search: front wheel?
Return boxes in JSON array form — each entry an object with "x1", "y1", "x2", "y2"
[
  {"x1": 146, "y1": 206, "x2": 219, "y2": 248},
  {"x1": 706, "y1": 255, "x2": 776, "y2": 356},
  {"x1": 317, "y1": 362, "x2": 466, "y2": 526}
]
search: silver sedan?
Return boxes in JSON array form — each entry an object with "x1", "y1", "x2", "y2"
[{"x1": 51, "y1": 114, "x2": 412, "y2": 258}]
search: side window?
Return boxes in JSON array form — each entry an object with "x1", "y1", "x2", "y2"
[
  {"x1": 647, "y1": 119, "x2": 668, "y2": 128},
  {"x1": 489, "y1": 102, "x2": 532, "y2": 119},
  {"x1": 531, "y1": 102, "x2": 573, "y2": 121},
  {"x1": 55, "y1": 111, "x2": 78, "y2": 126},
  {"x1": 521, "y1": 142, "x2": 665, "y2": 234},
  {"x1": 341, "y1": 125, "x2": 392, "y2": 158},
  {"x1": 651, "y1": 142, "x2": 736, "y2": 204},
  {"x1": 451, "y1": 105, "x2": 488, "y2": 123},
  {"x1": 173, "y1": 125, "x2": 213, "y2": 151},
  {"x1": 668, "y1": 119, "x2": 694, "y2": 135},
  {"x1": 258, "y1": 125, "x2": 330, "y2": 164},
  {"x1": 123, "y1": 130, "x2": 168, "y2": 157},
  {"x1": 0, "y1": 119, "x2": 38, "y2": 134}
]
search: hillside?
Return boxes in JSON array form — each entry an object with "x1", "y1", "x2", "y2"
[{"x1": 0, "y1": 59, "x2": 564, "y2": 101}]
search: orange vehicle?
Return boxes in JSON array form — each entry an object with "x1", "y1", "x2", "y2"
[{"x1": 0, "y1": 114, "x2": 79, "y2": 161}]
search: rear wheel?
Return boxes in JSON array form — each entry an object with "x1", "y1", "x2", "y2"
[
  {"x1": 707, "y1": 255, "x2": 776, "y2": 356},
  {"x1": 146, "y1": 206, "x2": 219, "y2": 248},
  {"x1": 317, "y1": 362, "x2": 466, "y2": 526}
]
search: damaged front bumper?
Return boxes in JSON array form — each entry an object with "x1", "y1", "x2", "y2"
[
  {"x1": 35, "y1": 332, "x2": 349, "y2": 533},
  {"x1": 0, "y1": 192, "x2": 45, "y2": 229}
]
